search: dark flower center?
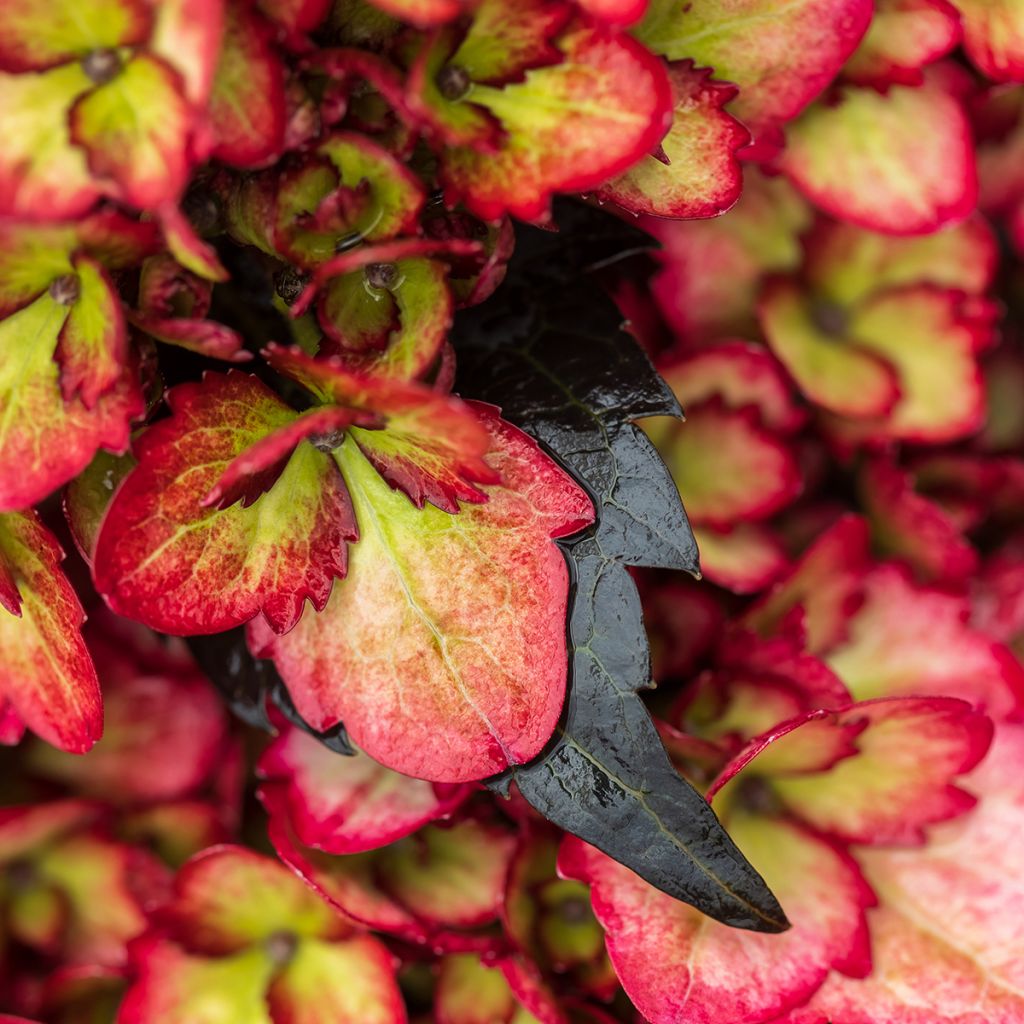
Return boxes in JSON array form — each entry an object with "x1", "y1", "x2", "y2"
[
  {"x1": 309, "y1": 428, "x2": 348, "y2": 452},
  {"x1": 274, "y1": 267, "x2": 309, "y2": 306},
  {"x1": 82, "y1": 47, "x2": 123, "y2": 85},
  {"x1": 181, "y1": 187, "x2": 222, "y2": 236},
  {"x1": 436, "y1": 64, "x2": 471, "y2": 102},
  {"x1": 734, "y1": 775, "x2": 782, "y2": 816},
  {"x1": 810, "y1": 298, "x2": 849, "y2": 337},
  {"x1": 49, "y1": 274, "x2": 81, "y2": 306},
  {"x1": 558, "y1": 896, "x2": 592, "y2": 924},
  {"x1": 264, "y1": 929, "x2": 299, "y2": 967},
  {"x1": 365, "y1": 262, "x2": 398, "y2": 290},
  {"x1": 6, "y1": 859, "x2": 38, "y2": 892}
]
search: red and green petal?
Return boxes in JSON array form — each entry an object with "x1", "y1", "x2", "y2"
[
  {"x1": 7, "y1": 881, "x2": 69, "y2": 955},
  {"x1": 251, "y1": 408, "x2": 593, "y2": 783},
  {"x1": 0, "y1": 512, "x2": 102, "y2": 753},
  {"x1": 120, "y1": 800, "x2": 232, "y2": 867},
  {"x1": 93, "y1": 372, "x2": 355, "y2": 636},
  {"x1": 560, "y1": 814, "x2": 873, "y2": 1024},
  {"x1": 440, "y1": 22, "x2": 673, "y2": 221},
  {"x1": 0, "y1": 0, "x2": 151, "y2": 72},
  {"x1": 163, "y1": 845, "x2": 346, "y2": 955},
  {"x1": 54, "y1": 254, "x2": 127, "y2": 408},
  {"x1": 859, "y1": 457, "x2": 978, "y2": 582},
  {"x1": 266, "y1": 935, "x2": 405, "y2": 1024},
  {"x1": 316, "y1": 133, "x2": 425, "y2": 244},
  {"x1": 634, "y1": 0, "x2": 871, "y2": 143},
  {"x1": 828, "y1": 563, "x2": 1024, "y2": 719},
  {"x1": 743, "y1": 514, "x2": 871, "y2": 654},
  {"x1": 449, "y1": 0, "x2": 569, "y2": 86},
  {"x1": 264, "y1": 798, "x2": 429, "y2": 942},
  {"x1": 805, "y1": 215, "x2": 998, "y2": 306},
  {"x1": 202, "y1": 405, "x2": 372, "y2": 510},
  {"x1": 843, "y1": 0, "x2": 961, "y2": 86},
  {"x1": 758, "y1": 280, "x2": 901, "y2": 419},
  {"x1": 316, "y1": 257, "x2": 455, "y2": 382},
  {"x1": 156, "y1": 204, "x2": 229, "y2": 282},
  {"x1": 0, "y1": 65, "x2": 100, "y2": 220},
  {"x1": 839, "y1": 286, "x2": 994, "y2": 444},
  {"x1": 264, "y1": 345, "x2": 497, "y2": 512},
  {"x1": 693, "y1": 522, "x2": 791, "y2": 595},
  {"x1": 208, "y1": 0, "x2": 287, "y2": 166},
  {"x1": 149, "y1": 0, "x2": 227, "y2": 108},
  {"x1": 658, "y1": 342, "x2": 805, "y2": 435},
  {"x1": 707, "y1": 711, "x2": 865, "y2": 788},
  {"x1": 0, "y1": 800, "x2": 101, "y2": 865},
  {"x1": 595, "y1": 61, "x2": 747, "y2": 219},
  {"x1": 657, "y1": 400, "x2": 802, "y2": 528},
  {"x1": 779, "y1": 78, "x2": 977, "y2": 234},
  {"x1": 695, "y1": 638, "x2": 853, "y2": 735},
  {"x1": 711, "y1": 697, "x2": 992, "y2": 844},
  {"x1": 650, "y1": 170, "x2": 812, "y2": 344},
  {"x1": 132, "y1": 314, "x2": 249, "y2": 362},
  {"x1": 259, "y1": 725, "x2": 469, "y2": 854},
  {"x1": 364, "y1": 0, "x2": 469, "y2": 27},
  {"x1": 71, "y1": 54, "x2": 193, "y2": 210},
  {"x1": 956, "y1": 0, "x2": 1024, "y2": 81},
  {"x1": 37, "y1": 832, "x2": 152, "y2": 966},
  {"x1": 406, "y1": 27, "x2": 509, "y2": 151},
  {"x1": 434, "y1": 953, "x2": 519, "y2": 1024},
  {"x1": 784, "y1": 723, "x2": 1024, "y2": 1024},
  {"x1": 0, "y1": 222, "x2": 78, "y2": 318},
  {"x1": 119, "y1": 937, "x2": 275, "y2": 1024},
  {"x1": 435, "y1": 952, "x2": 566, "y2": 1024},
  {"x1": 63, "y1": 450, "x2": 136, "y2": 565},
  {"x1": 767, "y1": 698, "x2": 992, "y2": 844},
  {"x1": 376, "y1": 819, "x2": 516, "y2": 930}
]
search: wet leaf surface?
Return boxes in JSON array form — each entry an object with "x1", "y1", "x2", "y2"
[{"x1": 453, "y1": 202, "x2": 788, "y2": 933}]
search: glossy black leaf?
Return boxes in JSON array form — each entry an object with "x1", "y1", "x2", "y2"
[{"x1": 454, "y1": 201, "x2": 788, "y2": 934}]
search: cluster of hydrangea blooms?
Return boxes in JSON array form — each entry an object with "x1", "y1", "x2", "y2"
[{"x1": 1, "y1": 0, "x2": 1024, "y2": 1021}]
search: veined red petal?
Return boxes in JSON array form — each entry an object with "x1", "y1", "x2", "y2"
[
  {"x1": 782, "y1": 723, "x2": 1024, "y2": 1024},
  {"x1": 596, "y1": 61, "x2": 748, "y2": 219},
  {"x1": 208, "y1": 0, "x2": 287, "y2": 166},
  {"x1": 0, "y1": 512, "x2": 102, "y2": 753},
  {"x1": 93, "y1": 371, "x2": 355, "y2": 635},
  {"x1": 0, "y1": 0, "x2": 151, "y2": 74},
  {"x1": 440, "y1": 21, "x2": 674, "y2": 221},
  {"x1": 634, "y1": 0, "x2": 872, "y2": 142},
  {"x1": 69, "y1": 54, "x2": 193, "y2": 211},
  {"x1": 252, "y1": 407, "x2": 593, "y2": 782},
  {"x1": 263, "y1": 345, "x2": 498, "y2": 513}
]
